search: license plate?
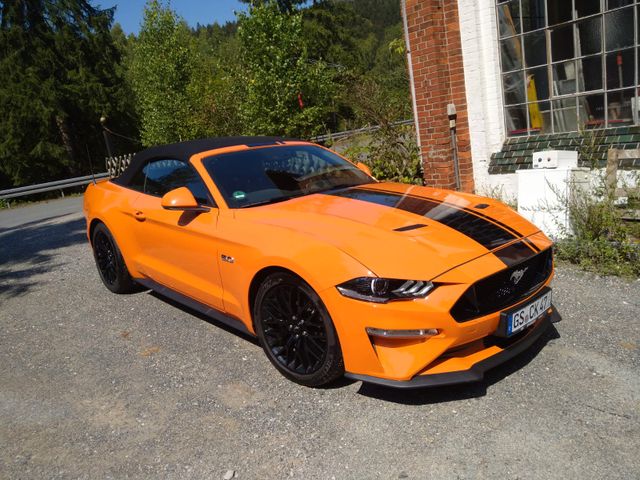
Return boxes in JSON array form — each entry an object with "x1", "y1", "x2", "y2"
[{"x1": 503, "y1": 289, "x2": 552, "y2": 336}]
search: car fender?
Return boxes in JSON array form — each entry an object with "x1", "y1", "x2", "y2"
[{"x1": 215, "y1": 217, "x2": 375, "y2": 329}]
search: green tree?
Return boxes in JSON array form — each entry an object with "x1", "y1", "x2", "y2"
[
  {"x1": 301, "y1": 0, "x2": 410, "y2": 130},
  {"x1": 129, "y1": 0, "x2": 198, "y2": 146},
  {"x1": 0, "y1": 0, "x2": 133, "y2": 187},
  {"x1": 238, "y1": 0, "x2": 311, "y2": 13},
  {"x1": 237, "y1": 1, "x2": 335, "y2": 137}
]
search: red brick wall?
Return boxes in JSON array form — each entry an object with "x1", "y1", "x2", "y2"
[{"x1": 405, "y1": 0, "x2": 474, "y2": 192}]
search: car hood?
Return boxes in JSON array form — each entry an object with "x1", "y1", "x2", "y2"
[{"x1": 237, "y1": 183, "x2": 541, "y2": 280}]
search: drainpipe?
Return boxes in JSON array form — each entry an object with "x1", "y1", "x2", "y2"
[
  {"x1": 401, "y1": 0, "x2": 424, "y2": 183},
  {"x1": 448, "y1": 103, "x2": 461, "y2": 191}
]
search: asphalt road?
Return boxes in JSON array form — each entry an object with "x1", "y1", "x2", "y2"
[{"x1": 1, "y1": 198, "x2": 639, "y2": 479}]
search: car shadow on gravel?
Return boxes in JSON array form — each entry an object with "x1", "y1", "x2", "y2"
[
  {"x1": 0, "y1": 216, "x2": 86, "y2": 299},
  {"x1": 354, "y1": 325, "x2": 561, "y2": 405},
  {"x1": 147, "y1": 290, "x2": 261, "y2": 346}
]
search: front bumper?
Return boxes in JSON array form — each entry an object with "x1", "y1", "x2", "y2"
[{"x1": 345, "y1": 306, "x2": 560, "y2": 389}]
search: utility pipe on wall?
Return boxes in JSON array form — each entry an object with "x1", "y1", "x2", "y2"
[
  {"x1": 448, "y1": 103, "x2": 461, "y2": 191},
  {"x1": 401, "y1": 0, "x2": 424, "y2": 183}
]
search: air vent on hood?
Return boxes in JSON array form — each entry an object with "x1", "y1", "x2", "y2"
[{"x1": 394, "y1": 223, "x2": 427, "y2": 232}]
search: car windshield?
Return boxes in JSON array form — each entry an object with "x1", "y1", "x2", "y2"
[{"x1": 202, "y1": 145, "x2": 375, "y2": 208}]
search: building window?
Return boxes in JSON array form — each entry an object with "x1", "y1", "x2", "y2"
[{"x1": 496, "y1": 0, "x2": 639, "y2": 136}]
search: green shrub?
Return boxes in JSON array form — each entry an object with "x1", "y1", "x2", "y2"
[
  {"x1": 342, "y1": 123, "x2": 422, "y2": 184},
  {"x1": 554, "y1": 171, "x2": 640, "y2": 277}
]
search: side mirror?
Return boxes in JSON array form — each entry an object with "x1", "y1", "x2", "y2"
[
  {"x1": 356, "y1": 162, "x2": 372, "y2": 176},
  {"x1": 161, "y1": 187, "x2": 209, "y2": 212}
]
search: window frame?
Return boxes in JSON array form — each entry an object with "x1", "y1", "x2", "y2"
[
  {"x1": 496, "y1": 0, "x2": 640, "y2": 136},
  {"x1": 124, "y1": 157, "x2": 216, "y2": 208}
]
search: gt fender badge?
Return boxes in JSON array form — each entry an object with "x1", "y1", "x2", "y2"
[
  {"x1": 221, "y1": 254, "x2": 235, "y2": 264},
  {"x1": 510, "y1": 267, "x2": 528, "y2": 285}
]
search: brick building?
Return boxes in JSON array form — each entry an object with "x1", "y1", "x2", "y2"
[{"x1": 402, "y1": 0, "x2": 640, "y2": 196}]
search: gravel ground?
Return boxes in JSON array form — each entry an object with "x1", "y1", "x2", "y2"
[{"x1": 1, "y1": 198, "x2": 639, "y2": 480}]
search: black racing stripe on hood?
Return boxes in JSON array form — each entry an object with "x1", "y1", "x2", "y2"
[
  {"x1": 493, "y1": 240, "x2": 538, "y2": 266},
  {"x1": 371, "y1": 186, "x2": 528, "y2": 241},
  {"x1": 329, "y1": 188, "x2": 518, "y2": 250}
]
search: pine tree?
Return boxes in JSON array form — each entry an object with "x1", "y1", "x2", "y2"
[{"x1": 0, "y1": 0, "x2": 134, "y2": 187}]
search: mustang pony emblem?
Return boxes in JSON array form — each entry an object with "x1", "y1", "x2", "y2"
[{"x1": 510, "y1": 267, "x2": 529, "y2": 285}]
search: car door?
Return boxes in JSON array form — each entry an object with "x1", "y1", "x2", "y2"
[{"x1": 130, "y1": 158, "x2": 224, "y2": 310}]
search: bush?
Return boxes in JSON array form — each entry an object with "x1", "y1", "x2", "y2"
[
  {"x1": 341, "y1": 123, "x2": 422, "y2": 184},
  {"x1": 553, "y1": 171, "x2": 640, "y2": 277}
]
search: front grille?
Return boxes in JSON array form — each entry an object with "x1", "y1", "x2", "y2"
[{"x1": 450, "y1": 248, "x2": 553, "y2": 322}]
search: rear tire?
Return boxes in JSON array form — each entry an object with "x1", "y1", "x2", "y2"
[
  {"x1": 91, "y1": 223, "x2": 137, "y2": 294},
  {"x1": 254, "y1": 272, "x2": 344, "y2": 387}
]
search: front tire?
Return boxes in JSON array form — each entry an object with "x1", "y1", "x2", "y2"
[
  {"x1": 254, "y1": 272, "x2": 344, "y2": 387},
  {"x1": 91, "y1": 223, "x2": 137, "y2": 294}
]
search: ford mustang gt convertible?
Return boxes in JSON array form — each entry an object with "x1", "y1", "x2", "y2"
[{"x1": 84, "y1": 137, "x2": 558, "y2": 388}]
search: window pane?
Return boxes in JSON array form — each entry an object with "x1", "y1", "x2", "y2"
[
  {"x1": 605, "y1": 7, "x2": 634, "y2": 51},
  {"x1": 524, "y1": 30, "x2": 547, "y2": 66},
  {"x1": 576, "y1": 0, "x2": 601, "y2": 18},
  {"x1": 526, "y1": 66, "x2": 550, "y2": 100},
  {"x1": 503, "y1": 72, "x2": 527, "y2": 105},
  {"x1": 553, "y1": 60, "x2": 578, "y2": 96},
  {"x1": 606, "y1": 49, "x2": 636, "y2": 89},
  {"x1": 547, "y1": 1, "x2": 572, "y2": 25},
  {"x1": 143, "y1": 159, "x2": 210, "y2": 205},
  {"x1": 607, "y1": 0, "x2": 635, "y2": 9},
  {"x1": 129, "y1": 168, "x2": 146, "y2": 192},
  {"x1": 607, "y1": 88, "x2": 636, "y2": 126},
  {"x1": 505, "y1": 105, "x2": 530, "y2": 135},
  {"x1": 552, "y1": 99, "x2": 578, "y2": 132},
  {"x1": 521, "y1": 0, "x2": 546, "y2": 32},
  {"x1": 578, "y1": 55, "x2": 603, "y2": 91},
  {"x1": 498, "y1": 0, "x2": 521, "y2": 38},
  {"x1": 578, "y1": 94, "x2": 606, "y2": 129},
  {"x1": 501, "y1": 38, "x2": 524, "y2": 71},
  {"x1": 530, "y1": 101, "x2": 552, "y2": 133},
  {"x1": 551, "y1": 24, "x2": 575, "y2": 61},
  {"x1": 203, "y1": 146, "x2": 371, "y2": 208},
  {"x1": 577, "y1": 17, "x2": 602, "y2": 56}
]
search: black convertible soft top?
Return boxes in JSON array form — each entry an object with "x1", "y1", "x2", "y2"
[{"x1": 114, "y1": 136, "x2": 298, "y2": 186}]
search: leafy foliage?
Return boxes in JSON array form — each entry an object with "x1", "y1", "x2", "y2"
[
  {"x1": 0, "y1": 0, "x2": 411, "y2": 188},
  {"x1": 237, "y1": 2, "x2": 336, "y2": 138},
  {"x1": 340, "y1": 48, "x2": 420, "y2": 185},
  {"x1": 553, "y1": 170, "x2": 640, "y2": 277},
  {"x1": 129, "y1": 1, "x2": 198, "y2": 146}
]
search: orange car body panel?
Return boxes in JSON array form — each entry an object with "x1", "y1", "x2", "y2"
[{"x1": 84, "y1": 141, "x2": 555, "y2": 384}]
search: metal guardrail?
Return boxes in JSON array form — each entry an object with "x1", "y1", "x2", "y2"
[
  {"x1": 312, "y1": 119, "x2": 414, "y2": 143},
  {"x1": 0, "y1": 122, "x2": 414, "y2": 204},
  {"x1": 0, "y1": 172, "x2": 109, "y2": 202}
]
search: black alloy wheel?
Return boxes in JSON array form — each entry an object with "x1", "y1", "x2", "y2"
[
  {"x1": 91, "y1": 223, "x2": 137, "y2": 294},
  {"x1": 94, "y1": 230, "x2": 117, "y2": 285},
  {"x1": 254, "y1": 272, "x2": 344, "y2": 387}
]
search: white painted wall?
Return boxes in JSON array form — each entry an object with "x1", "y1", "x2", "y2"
[{"x1": 457, "y1": 0, "x2": 518, "y2": 199}]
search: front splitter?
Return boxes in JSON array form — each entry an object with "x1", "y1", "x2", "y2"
[{"x1": 345, "y1": 307, "x2": 560, "y2": 389}]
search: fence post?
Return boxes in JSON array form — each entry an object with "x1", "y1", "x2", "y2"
[{"x1": 605, "y1": 148, "x2": 619, "y2": 197}]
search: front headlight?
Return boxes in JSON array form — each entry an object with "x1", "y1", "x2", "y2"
[{"x1": 336, "y1": 277, "x2": 435, "y2": 303}]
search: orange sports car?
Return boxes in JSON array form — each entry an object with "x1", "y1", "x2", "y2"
[{"x1": 84, "y1": 137, "x2": 558, "y2": 388}]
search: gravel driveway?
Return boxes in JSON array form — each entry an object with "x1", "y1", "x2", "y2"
[{"x1": 1, "y1": 198, "x2": 638, "y2": 479}]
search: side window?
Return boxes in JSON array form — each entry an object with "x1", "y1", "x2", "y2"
[
  {"x1": 129, "y1": 167, "x2": 146, "y2": 192},
  {"x1": 135, "y1": 159, "x2": 213, "y2": 206}
]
